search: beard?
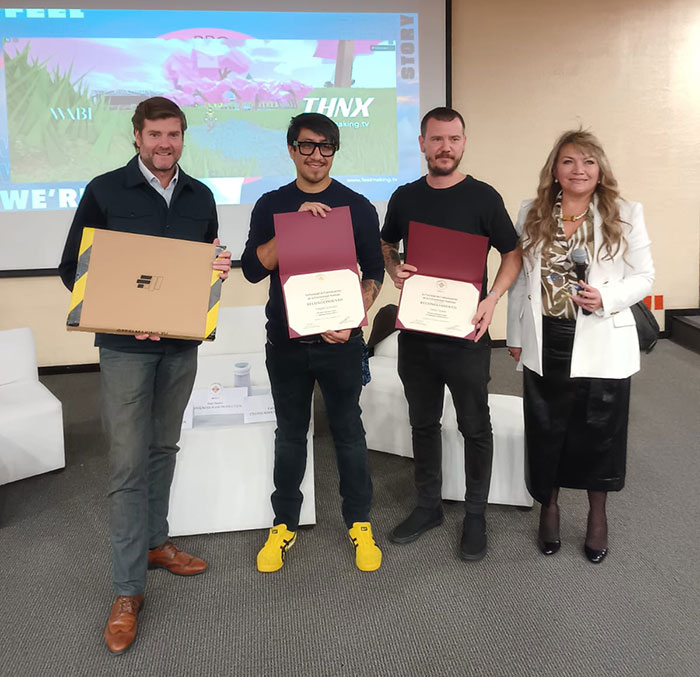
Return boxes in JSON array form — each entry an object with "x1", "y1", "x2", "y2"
[
  {"x1": 426, "y1": 151, "x2": 463, "y2": 177},
  {"x1": 300, "y1": 160, "x2": 330, "y2": 184}
]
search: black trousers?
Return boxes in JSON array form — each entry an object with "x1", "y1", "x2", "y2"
[
  {"x1": 265, "y1": 337, "x2": 372, "y2": 530},
  {"x1": 397, "y1": 332, "x2": 493, "y2": 514},
  {"x1": 523, "y1": 316, "x2": 630, "y2": 505}
]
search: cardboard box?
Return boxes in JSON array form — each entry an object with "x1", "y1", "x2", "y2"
[{"x1": 66, "y1": 228, "x2": 223, "y2": 341}]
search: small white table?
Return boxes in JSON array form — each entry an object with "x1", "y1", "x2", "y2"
[
  {"x1": 168, "y1": 351, "x2": 315, "y2": 536},
  {"x1": 360, "y1": 332, "x2": 533, "y2": 507}
]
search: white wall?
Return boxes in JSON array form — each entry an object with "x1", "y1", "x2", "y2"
[{"x1": 452, "y1": 0, "x2": 700, "y2": 339}]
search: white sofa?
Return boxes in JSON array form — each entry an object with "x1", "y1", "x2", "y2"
[
  {"x1": 0, "y1": 328, "x2": 65, "y2": 487},
  {"x1": 360, "y1": 330, "x2": 532, "y2": 507},
  {"x1": 168, "y1": 305, "x2": 316, "y2": 535}
]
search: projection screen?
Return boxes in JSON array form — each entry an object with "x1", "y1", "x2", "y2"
[{"x1": 0, "y1": 1, "x2": 447, "y2": 273}]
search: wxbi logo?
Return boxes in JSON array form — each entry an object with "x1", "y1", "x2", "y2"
[
  {"x1": 136, "y1": 275, "x2": 163, "y2": 291},
  {"x1": 50, "y1": 107, "x2": 92, "y2": 121}
]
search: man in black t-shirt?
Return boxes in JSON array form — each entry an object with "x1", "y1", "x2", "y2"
[
  {"x1": 241, "y1": 113, "x2": 384, "y2": 573},
  {"x1": 380, "y1": 107, "x2": 521, "y2": 561}
]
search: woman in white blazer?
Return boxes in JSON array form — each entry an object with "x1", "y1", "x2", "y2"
[{"x1": 506, "y1": 130, "x2": 654, "y2": 563}]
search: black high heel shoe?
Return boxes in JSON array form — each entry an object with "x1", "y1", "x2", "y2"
[
  {"x1": 537, "y1": 500, "x2": 561, "y2": 556},
  {"x1": 584, "y1": 544, "x2": 608, "y2": 563},
  {"x1": 538, "y1": 537, "x2": 561, "y2": 556}
]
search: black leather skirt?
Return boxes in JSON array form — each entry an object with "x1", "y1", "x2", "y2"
[{"x1": 523, "y1": 316, "x2": 631, "y2": 505}]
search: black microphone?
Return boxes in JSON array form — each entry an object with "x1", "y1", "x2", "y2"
[{"x1": 571, "y1": 248, "x2": 591, "y2": 315}]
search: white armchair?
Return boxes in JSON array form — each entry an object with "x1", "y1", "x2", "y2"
[
  {"x1": 360, "y1": 330, "x2": 532, "y2": 507},
  {"x1": 168, "y1": 305, "x2": 316, "y2": 536},
  {"x1": 0, "y1": 328, "x2": 65, "y2": 487}
]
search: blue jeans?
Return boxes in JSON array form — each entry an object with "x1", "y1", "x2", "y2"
[
  {"x1": 265, "y1": 337, "x2": 372, "y2": 530},
  {"x1": 398, "y1": 332, "x2": 493, "y2": 515},
  {"x1": 99, "y1": 346, "x2": 197, "y2": 596}
]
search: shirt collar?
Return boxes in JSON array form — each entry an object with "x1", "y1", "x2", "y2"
[{"x1": 138, "y1": 156, "x2": 179, "y2": 190}]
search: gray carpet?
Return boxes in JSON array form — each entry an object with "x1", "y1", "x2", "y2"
[{"x1": 0, "y1": 341, "x2": 698, "y2": 676}]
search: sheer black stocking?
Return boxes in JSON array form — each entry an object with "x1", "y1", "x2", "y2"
[
  {"x1": 538, "y1": 487, "x2": 560, "y2": 542},
  {"x1": 585, "y1": 490, "x2": 608, "y2": 550}
]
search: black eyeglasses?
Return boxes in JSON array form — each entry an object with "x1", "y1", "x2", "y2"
[{"x1": 292, "y1": 140, "x2": 338, "y2": 157}]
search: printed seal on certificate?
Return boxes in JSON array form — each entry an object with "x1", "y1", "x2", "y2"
[
  {"x1": 283, "y1": 268, "x2": 365, "y2": 336},
  {"x1": 397, "y1": 274, "x2": 480, "y2": 339}
]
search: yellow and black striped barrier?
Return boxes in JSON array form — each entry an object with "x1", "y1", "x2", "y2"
[
  {"x1": 205, "y1": 245, "x2": 226, "y2": 341},
  {"x1": 66, "y1": 226, "x2": 95, "y2": 328}
]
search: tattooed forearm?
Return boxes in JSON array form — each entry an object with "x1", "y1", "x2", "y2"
[
  {"x1": 362, "y1": 278, "x2": 382, "y2": 311},
  {"x1": 381, "y1": 240, "x2": 401, "y2": 268}
]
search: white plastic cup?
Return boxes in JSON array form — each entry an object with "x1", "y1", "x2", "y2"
[{"x1": 234, "y1": 361, "x2": 251, "y2": 389}]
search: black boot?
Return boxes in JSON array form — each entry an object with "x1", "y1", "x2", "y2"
[
  {"x1": 389, "y1": 506, "x2": 444, "y2": 544},
  {"x1": 460, "y1": 513, "x2": 487, "y2": 561}
]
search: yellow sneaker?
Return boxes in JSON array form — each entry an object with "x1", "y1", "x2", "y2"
[
  {"x1": 348, "y1": 522, "x2": 382, "y2": 572},
  {"x1": 256, "y1": 525, "x2": 296, "y2": 572}
]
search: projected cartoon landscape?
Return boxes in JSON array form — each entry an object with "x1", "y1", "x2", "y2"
[{"x1": 4, "y1": 37, "x2": 398, "y2": 184}]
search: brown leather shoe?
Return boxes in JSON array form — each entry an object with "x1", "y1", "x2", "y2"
[
  {"x1": 104, "y1": 594, "x2": 144, "y2": 655},
  {"x1": 147, "y1": 540, "x2": 208, "y2": 576}
]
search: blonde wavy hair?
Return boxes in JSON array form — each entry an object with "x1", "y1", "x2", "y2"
[{"x1": 522, "y1": 130, "x2": 625, "y2": 261}]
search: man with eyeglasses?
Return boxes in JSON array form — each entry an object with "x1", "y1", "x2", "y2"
[{"x1": 242, "y1": 112, "x2": 385, "y2": 573}]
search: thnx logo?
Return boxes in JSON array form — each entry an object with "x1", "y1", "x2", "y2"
[
  {"x1": 136, "y1": 274, "x2": 163, "y2": 290},
  {"x1": 303, "y1": 97, "x2": 375, "y2": 118}
]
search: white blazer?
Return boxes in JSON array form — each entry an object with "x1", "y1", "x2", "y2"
[{"x1": 507, "y1": 198, "x2": 655, "y2": 379}]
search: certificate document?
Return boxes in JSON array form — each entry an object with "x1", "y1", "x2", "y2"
[
  {"x1": 274, "y1": 206, "x2": 367, "y2": 338},
  {"x1": 283, "y1": 268, "x2": 366, "y2": 336},
  {"x1": 396, "y1": 221, "x2": 488, "y2": 340},
  {"x1": 397, "y1": 275, "x2": 480, "y2": 338}
]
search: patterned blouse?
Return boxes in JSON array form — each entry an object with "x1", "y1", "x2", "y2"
[{"x1": 540, "y1": 197, "x2": 594, "y2": 319}]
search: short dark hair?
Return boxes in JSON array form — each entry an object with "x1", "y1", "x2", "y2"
[
  {"x1": 420, "y1": 107, "x2": 465, "y2": 137},
  {"x1": 132, "y1": 97, "x2": 187, "y2": 150},
  {"x1": 287, "y1": 112, "x2": 340, "y2": 151}
]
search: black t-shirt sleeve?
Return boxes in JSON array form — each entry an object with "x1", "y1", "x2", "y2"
[
  {"x1": 485, "y1": 187, "x2": 518, "y2": 254},
  {"x1": 379, "y1": 187, "x2": 404, "y2": 245}
]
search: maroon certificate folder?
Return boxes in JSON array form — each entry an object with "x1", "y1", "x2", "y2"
[
  {"x1": 274, "y1": 206, "x2": 367, "y2": 338},
  {"x1": 395, "y1": 221, "x2": 489, "y2": 340}
]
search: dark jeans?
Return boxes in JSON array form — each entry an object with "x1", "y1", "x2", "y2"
[
  {"x1": 265, "y1": 337, "x2": 372, "y2": 530},
  {"x1": 398, "y1": 332, "x2": 493, "y2": 515},
  {"x1": 100, "y1": 346, "x2": 197, "y2": 596}
]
